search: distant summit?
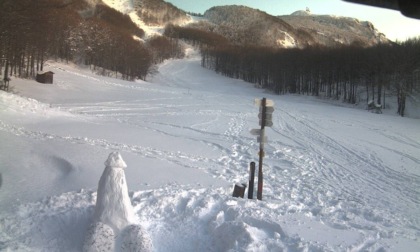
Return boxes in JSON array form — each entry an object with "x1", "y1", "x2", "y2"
[{"x1": 291, "y1": 10, "x2": 311, "y2": 16}]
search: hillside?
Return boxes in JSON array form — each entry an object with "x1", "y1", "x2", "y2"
[
  {"x1": 280, "y1": 10, "x2": 389, "y2": 47},
  {"x1": 102, "y1": 0, "x2": 190, "y2": 26},
  {"x1": 0, "y1": 0, "x2": 151, "y2": 81},
  {"x1": 134, "y1": 0, "x2": 190, "y2": 26},
  {"x1": 194, "y1": 5, "x2": 315, "y2": 48},
  {"x1": 0, "y1": 0, "x2": 191, "y2": 82}
]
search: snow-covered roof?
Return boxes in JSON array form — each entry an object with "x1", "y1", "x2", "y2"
[{"x1": 37, "y1": 71, "x2": 54, "y2": 75}]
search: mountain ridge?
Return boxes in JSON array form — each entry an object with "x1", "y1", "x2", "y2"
[
  {"x1": 100, "y1": 1, "x2": 390, "y2": 48},
  {"x1": 195, "y1": 5, "x2": 389, "y2": 48}
]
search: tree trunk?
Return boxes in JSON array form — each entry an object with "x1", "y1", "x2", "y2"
[{"x1": 383, "y1": 84, "x2": 386, "y2": 109}]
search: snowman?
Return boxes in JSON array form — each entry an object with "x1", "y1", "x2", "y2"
[{"x1": 83, "y1": 152, "x2": 152, "y2": 252}]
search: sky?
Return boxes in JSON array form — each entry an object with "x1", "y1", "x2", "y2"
[{"x1": 165, "y1": 0, "x2": 420, "y2": 42}]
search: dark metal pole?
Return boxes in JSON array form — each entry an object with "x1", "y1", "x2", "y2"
[
  {"x1": 248, "y1": 162, "x2": 256, "y2": 199},
  {"x1": 257, "y1": 98, "x2": 266, "y2": 200}
]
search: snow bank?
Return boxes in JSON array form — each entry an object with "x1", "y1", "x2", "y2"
[
  {"x1": 0, "y1": 90, "x2": 68, "y2": 117},
  {"x1": 6, "y1": 184, "x2": 416, "y2": 251}
]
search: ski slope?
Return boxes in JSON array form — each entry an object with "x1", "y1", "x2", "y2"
[{"x1": 0, "y1": 50, "x2": 419, "y2": 251}]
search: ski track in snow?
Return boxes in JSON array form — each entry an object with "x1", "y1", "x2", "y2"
[
  {"x1": 268, "y1": 106, "x2": 420, "y2": 236},
  {"x1": 0, "y1": 120, "x2": 214, "y2": 173},
  {"x1": 1, "y1": 53, "x2": 420, "y2": 251}
]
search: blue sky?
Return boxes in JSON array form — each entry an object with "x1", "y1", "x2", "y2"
[{"x1": 165, "y1": 0, "x2": 420, "y2": 42}]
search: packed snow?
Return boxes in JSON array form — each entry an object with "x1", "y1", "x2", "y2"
[
  {"x1": 0, "y1": 48, "x2": 419, "y2": 251},
  {"x1": 102, "y1": 0, "x2": 194, "y2": 39}
]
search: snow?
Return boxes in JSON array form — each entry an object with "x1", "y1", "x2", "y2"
[
  {"x1": 277, "y1": 31, "x2": 297, "y2": 48},
  {"x1": 128, "y1": 12, "x2": 164, "y2": 38},
  {"x1": 101, "y1": 0, "x2": 133, "y2": 14},
  {"x1": 1, "y1": 48, "x2": 420, "y2": 251},
  {"x1": 101, "y1": 0, "x2": 163, "y2": 38}
]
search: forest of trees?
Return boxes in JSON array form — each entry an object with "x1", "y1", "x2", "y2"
[
  {"x1": 147, "y1": 35, "x2": 184, "y2": 64},
  {"x1": 186, "y1": 12, "x2": 204, "y2": 17},
  {"x1": 205, "y1": 41, "x2": 420, "y2": 116},
  {"x1": 201, "y1": 41, "x2": 420, "y2": 116},
  {"x1": 0, "y1": 0, "x2": 182, "y2": 81},
  {"x1": 164, "y1": 24, "x2": 229, "y2": 48},
  {"x1": 165, "y1": 24, "x2": 419, "y2": 116}
]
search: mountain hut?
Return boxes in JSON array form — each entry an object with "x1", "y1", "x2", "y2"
[{"x1": 36, "y1": 71, "x2": 54, "y2": 84}]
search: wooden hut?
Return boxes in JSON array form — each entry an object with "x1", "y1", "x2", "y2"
[{"x1": 36, "y1": 71, "x2": 54, "y2": 84}]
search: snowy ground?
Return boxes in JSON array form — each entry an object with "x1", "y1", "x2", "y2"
[{"x1": 0, "y1": 49, "x2": 419, "y2": 251}]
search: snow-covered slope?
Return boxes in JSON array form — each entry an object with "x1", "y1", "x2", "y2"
[
  {"x1": 102, "y1": 0, "x2": 191, "y2": 37},
  {"x1": 0, "y1": 50, "x2": 419, "y2": 251},
  {"x1": 101, "y1": 0, "x2": 158, "y2": 37}
]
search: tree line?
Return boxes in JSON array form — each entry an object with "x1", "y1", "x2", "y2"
[
  {"x1": 186, "y1": 12, "x2": 204, "y2": 17},
  {"x1": 164, "y1": 24, "x2": 229, "y2": 48},
  {"x1": 0, "y1": 0, "x2": 183, "y2": 82},
  {"x1": 166, "y1": 24, "x2": 419, "y2": 116},
  {"x1": 201, "y1": 40, "x2": 420, "y2": 116}
]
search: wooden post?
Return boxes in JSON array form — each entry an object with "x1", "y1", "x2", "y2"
[
  {"x1": 248, "y1": 162, "x2": 256, "y2": 199},
  {"x1": 257, "y1": 98, "x2": 266, "y2": 200}
]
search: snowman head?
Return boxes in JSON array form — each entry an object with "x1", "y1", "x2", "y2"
[{"x1": 104, "y1": 152, "x2": 127, "y2": 169}]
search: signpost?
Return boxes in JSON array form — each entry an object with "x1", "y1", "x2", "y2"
[{"x1": 251, "y1": 97, "x2": 274, "y2": 200}]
